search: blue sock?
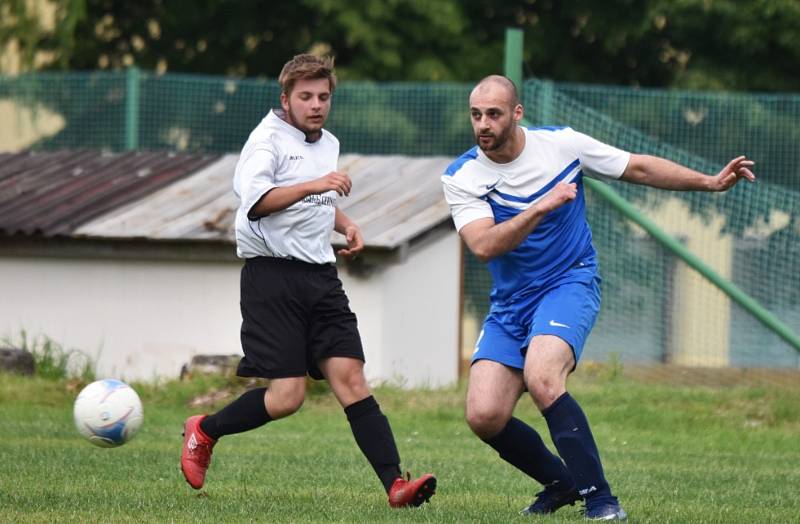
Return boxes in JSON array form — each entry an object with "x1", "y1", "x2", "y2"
[
  {"x1": 542, "y1": 392, "x2": 617, "y2": 506},
  {"x1": 483, "y1": 417, "x2": 574, "y2": 490}
]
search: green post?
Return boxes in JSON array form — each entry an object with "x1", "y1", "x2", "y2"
[
  {"x1": 125, "y1": 66, "x2": 140, "y2": 150},
  {"x1": 504, "y1": 28, "x2": 523, "y2": 97}
]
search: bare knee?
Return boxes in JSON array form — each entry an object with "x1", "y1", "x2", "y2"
[
  {"x1": 336, "y1": 371, "x2": 370, "y2": 399},
  {"x1": 325, "y1": 360, "x2": 371, "y2": 407},
  {"x1": 524, "y1": 368, "x2": 565, "y2": 411},
  {"x1": 266, "y1": 383, "x2": 305, "y2": 419},
  {"x1": 465, "y1": 402, "x2": 511, "y2": 440}
]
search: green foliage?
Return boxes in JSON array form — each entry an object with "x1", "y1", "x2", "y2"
[
  {"x1": 4, "y1": 0, "x2": 800, "y2": 91},
  {"x1": 1, "y1": 329, "x2": 95, "y2": 381},
  {"x1": 0, "y1": 0, "x2": 86, "y2": 71}
]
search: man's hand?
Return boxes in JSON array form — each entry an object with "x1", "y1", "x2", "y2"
[
  {"x1": 537, "y1": 182, "x2": 577, "y2": 214},
  {"x1": 708, "y1": 156, "x2": 756, "y2": 191},
  {"x1": 312, "y1": 171, "x2": 352, "y2": 196},
  {"x1": 337, "y1": 224, "x2": 364, "y2": 259}
]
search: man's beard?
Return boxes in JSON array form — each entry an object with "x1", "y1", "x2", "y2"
[
  {"x1": 287, "y1": 105, "x2": 323, "y2": 142},
  {"x1": 475, "y1": 122, "x2": 514, "y2": 151}
]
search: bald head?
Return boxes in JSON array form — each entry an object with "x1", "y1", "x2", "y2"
[{"x1": 471, "y1": 75, "x2": 520, "y2": 107}]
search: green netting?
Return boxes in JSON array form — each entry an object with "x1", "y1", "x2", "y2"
[
  {"x1": 518, "y1": 79, "x2": 800, "y2": 369},
  {"x1": 0, "y1": 70, "x2": 472, "y2": 156},
  {"x1": 0, "y1": 72, "x2": 128, "y2": 151},
  {"x1": 1, "y1": 71, "x2": 798, "y2": 372}
]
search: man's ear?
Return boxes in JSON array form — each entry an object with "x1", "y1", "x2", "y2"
[
  {"x1": 513, "y1": 103, "x2": 524, "y2": 123},
  {"x1": 280, "y1": 92, "x2": 289, "y2": 112}
]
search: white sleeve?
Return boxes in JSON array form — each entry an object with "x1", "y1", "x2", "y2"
[
  {"x1": 235, "y1": 146, "x2": 279, "y2": 217},
  {"x1": 569, "y1": 129, "x2": 631, "y2": 180},
  {"x1": 441, "y1": 175, "x2": 494, "y2": 232}
]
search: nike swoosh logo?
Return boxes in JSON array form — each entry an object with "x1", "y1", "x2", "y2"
[
  {"x1": 549, "y1": 320, "x2": 570, "y2": 328},
  {"x1": 485, "y1": 182, "x2": 499, "y2": 191}
]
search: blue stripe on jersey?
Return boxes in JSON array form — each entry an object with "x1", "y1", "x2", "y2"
[
  {"x1": 486, "y1": 178, "x2": 597, "y2": 305},
  {"x1": 526, "y1": 126, "x2": 566, "y2": 132},
  {"x1": 444, "y1": 146, "x2": 479, "y2": 177},
  {"x1": 492, "y1": 160, "x2": 581, "y2": 204}
]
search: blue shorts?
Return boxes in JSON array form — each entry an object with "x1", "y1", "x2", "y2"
[{"x1": 472, "y1": 275, "x2": 601, "y2": 370}]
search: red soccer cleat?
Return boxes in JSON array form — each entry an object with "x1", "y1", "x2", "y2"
[
  {"x1": 180, "y1": 415, "x2": 217, "y2": 489},
  {"x1": 388, "y1": 472, "x2": 437, "y2": 508}
]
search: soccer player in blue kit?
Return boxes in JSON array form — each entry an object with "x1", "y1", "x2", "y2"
[{"x1": 442, "y1": 75, "x2": 755, "y2": 521}]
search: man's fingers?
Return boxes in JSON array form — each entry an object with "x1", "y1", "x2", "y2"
[
  {"x1": 725, "y1": 157, "x2": 755, "y2": 174},
  {"x1": 738, "y1": 167, "x2": 756, "y2": 182}
]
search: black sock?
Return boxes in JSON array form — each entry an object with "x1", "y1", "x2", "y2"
[
  {"x1": 543, "y1": 392, "x2": 616, "y2": 505},
  {"x1": 200, "y1": 387, "x2": 272, "y2": 440},
  {"x1": 344, "y1": 395, "x2": 402, "y2": 493},
  {"x1": 483, "y1": 417, "x2": 574, "y2": 490}
]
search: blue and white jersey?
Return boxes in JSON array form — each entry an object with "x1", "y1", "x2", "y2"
[{"x1": 442, "y1": 126, "x2": 630, "y2": 307}]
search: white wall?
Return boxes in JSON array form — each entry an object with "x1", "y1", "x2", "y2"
[
  {"x1": 0, "y1": 256, "x2": 243, "y2": 381},
  {"x1": 0, "y1": 233, "x2": 461, "y2": 387},
  {"x1": 342, "y1": 231, "x2": 461, "y2": 388}
]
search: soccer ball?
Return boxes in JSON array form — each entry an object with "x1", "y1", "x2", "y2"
[{"x1": 73, "y1": 379, "x2": 144, "y2": 447}]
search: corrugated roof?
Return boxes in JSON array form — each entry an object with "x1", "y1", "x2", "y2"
[
  {"x1": 75, "y1": 155, "x2": 239, "y2": 242},
  {"x1": 76, "y1": 153, "x2": 453, "y2": 250},
  {"x1": 0, "y1": 150, "x2": 218, "y2": 237},
  {"x1": 334, "y1": 154, "x2": 453, "y2": 248}
]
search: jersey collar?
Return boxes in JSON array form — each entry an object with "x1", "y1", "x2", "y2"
[{"x1": 268, "y1": 108, "x2": 319, "y2": 143}]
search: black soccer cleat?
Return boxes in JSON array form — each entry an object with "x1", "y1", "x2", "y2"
[{"x1": 520, "y1": 484, "x2": 582, "y2": 515}]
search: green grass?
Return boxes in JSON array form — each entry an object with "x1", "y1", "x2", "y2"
[{"x1": 1, "y1": 372, "x2": 799, "y2": 523}]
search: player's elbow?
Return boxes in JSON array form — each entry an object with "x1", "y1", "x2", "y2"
[
  {"x1": 620, "y1": 154, "x2": 654, "y2": 185},
  {"x1": 460, "y1": 223, "x2": 501, "y2": 262},
  {"x1": 470, "y1": 243, "x2": 496, "y2": 263}
]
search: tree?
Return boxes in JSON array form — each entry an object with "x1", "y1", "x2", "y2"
[{"x1": 3, "y1": 0, "x2": 800, "y2": 91}]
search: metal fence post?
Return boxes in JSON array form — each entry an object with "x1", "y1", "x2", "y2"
[
  {"x1": 504, "y1": 28, "x2": 523, "y2": 96},
  {"x1": 125, "y1": 66, "x2": 140, "y2": 150}
]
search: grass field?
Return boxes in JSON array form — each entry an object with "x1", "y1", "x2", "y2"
[{"x1": 1, "y1": 369, "x2": 799, "y2": 523}]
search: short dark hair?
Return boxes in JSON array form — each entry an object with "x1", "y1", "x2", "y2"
[{"x1": 278, "y1": 54, "x2": 337, "y2": 96}]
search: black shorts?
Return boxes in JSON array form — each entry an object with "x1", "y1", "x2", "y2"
[{"x1": 236, "y1": 256, "x2": 364, "y2": 380}]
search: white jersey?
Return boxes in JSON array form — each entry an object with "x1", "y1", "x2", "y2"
[
  {"x1": 233, "y1": 109, "x2": 339, "y2": 264},
  {"x1": 442, "y1": 126, "x2": 630, "y2": 305}
]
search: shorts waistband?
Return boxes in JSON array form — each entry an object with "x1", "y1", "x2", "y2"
[{"x1": 245, "y1": 256, "x2": 334, "y2": 271}]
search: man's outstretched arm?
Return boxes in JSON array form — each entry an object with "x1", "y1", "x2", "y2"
[
  {"x1": 459, "y1": 182, "x2": 577, "y2": 262},
  {"x1": 620, "y1": 154, "x2": 756, "y2": 191}
]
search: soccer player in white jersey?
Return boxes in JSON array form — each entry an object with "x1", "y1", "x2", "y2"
[
  {"x1": 180, "y1": 54, "x2": 436, "y2": 508},
  {"x1": 442, "y1": 75, "x2": 754, "y2": 521}
]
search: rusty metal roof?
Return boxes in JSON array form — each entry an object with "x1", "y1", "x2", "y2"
[
  {"x1": 76, "y1": 153, "x2": 453, "y2": 250},
  {"x1": 334, "y1": 154, "x2": 453, "y2": 248},
  {"x1": 1, "y1": 149, "x2": 453, "y2": 250},
  {"x1": 0, "y1": 150, "x2": 218, "y2": 237}
]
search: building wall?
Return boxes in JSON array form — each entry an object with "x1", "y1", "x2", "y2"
[
  {"x1": 341, "y1": 231, "x2": 461, "y2": 388},
  {"x1": 0, "y1": 233, "x2": 460, "y2": 387},
  {"x1": 0, "y1": 256, "x2": 243, "y2": 380}
]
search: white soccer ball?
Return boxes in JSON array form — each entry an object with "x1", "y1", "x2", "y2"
[{"x1": 73, "y1": 379, "x2": 144, "y2": 447}]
